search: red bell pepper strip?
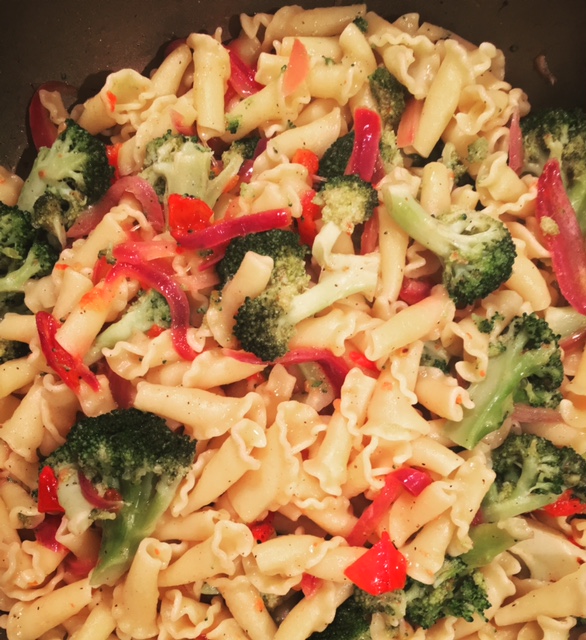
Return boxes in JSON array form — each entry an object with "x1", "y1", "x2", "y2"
[
  {"x1": 296, "y1": 190, "x2": 321, "y2": 247},
  {"x1": 168, "y1": 194, "x2": 214, "y2": 233},
  {"x1": 541, "y1": 490, "x2": 586, "y2": 517},
  {"x1": 278, "y1": 347, "x2": 350, "y2": 397},
  {"x1": 536, "y1": 159, "x2": 586, "y2": 313},
  {"x1": 347, "y1": 467, "x2": 432, "y2": 547},
  {"x1": 283, "y1": 39, "x2": 311, "y2": 97},
  {"x1": 348, "y1": 350, "x2": 379, "y2": 373},
  {"x1": 227, "y1": 45, "x2": 263, "y2": 98},
  {"x1": 345, "y1": 108, "x2": 382, "y2": 182},
  {"x1": 36, "y1": 312, "x2": 101, "y2": 393},
  {"x1": 38, "y1": 466, "x2": 65, "y2": 514},
  {"x1": 300, "y1": 573, "x2": 323, "y2": 598},
  {"x1": 508, "y1": 108, "x2": 524, "y2": 175},
  {"x1": 172, "y1": 208, "x2": 292, "y2": 250},
  {"x1": 397, "y1": 98, "x2": 424, "y2": 149},
  {"x1": 35, "y1": 514, "x2": 68, "y2": 554},
  {"x1": 28, "y1": 81, "x2": 77, "y2": 151},
  {"x1": 105, "y1": 261, "x2": 196, "y2": 361},
  {"x1": 344, "y1": 531, "x2": 407, "y2": 595},
  {"x1": 106, "y1": 142, "x2": 122, "y2": 181}
]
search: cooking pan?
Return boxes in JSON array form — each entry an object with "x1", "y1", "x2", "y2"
[
  {"x1": 1, "y1": 0, "x2": 585, "y2": 176},
  {"x1": 0, "y1": 1, "x2": 585, "y2": 638}
]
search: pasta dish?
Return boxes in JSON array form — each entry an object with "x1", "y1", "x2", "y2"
[{"x1": 1, "y1": 4, "x2": 586, "y2": 639}]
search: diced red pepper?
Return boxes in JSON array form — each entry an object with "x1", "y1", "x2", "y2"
[
  {"x1": 36, "y1": 312, "x2": 101, "y2": 394},
  {"x1": 291, "y1": 148, "x2": 320, "y2": 178},
  {"x1": 106, "y1": 143, "x2": 122, "y2": 181},
  {"x1": 344, "y1": 531, "x2": 407, "y2": 595},
  {"x1": 92, "y1": 254, "x2": 114, "y2": 284},
  {"x1": 300, "y1": 573, "x2": 323, "y2": 598},
  {"x1": 249, "y1": 513, "x2": 275, "y2": 543},
  {"x1": 541, "y1": 490, "x2": 586, "y2": 517},
  {"x1": 38, "y1": 466, "x2": 65, "y2": 514},
  {"x1": 536, "y1": 159, "x2": 586, "y2": 313},
  {"x1": 345, "y1": 108, "x2": 382, "y2": 182},
  {"x1": 227, "y1": 45, "x2": 263, "y2": 98},
  {"x1": 105, "y1": 90, "x2": 117, "y2": 112},
  {"x1": 348, "y1": 350, "x2": 379, "y2": 373},
  {"x1": 168, "y1": 194, "x2": 214, "y2": 233},
  {"x1": 296, "y1": 189, "x2": 321, "y2": 246},
  {"x1": 399, "y1": 277, "x2": 433, "y2": 305}
]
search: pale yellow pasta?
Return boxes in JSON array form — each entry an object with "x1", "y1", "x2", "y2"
[
  {"x1": 0, "y1": 379, "x2": 45, "y2": 462},
  {"x1": 158, "y1": 520, "x2": 254, "y2": 586},
  {"x1": 112, "y1": 538, "x2": 172, "y2": 638},
  {"x1": 5, "y1": 579, "x2": 92, "y2": 640},
  {"x1": 504, "y1": 239, "x2": 552, "y2": 311},
  {"x1": 415, "y1": 367, "x2": 474, "y2": 421},
  {"x1": 0, "y1": 355, "x2": 43, "y2": 400},
  {"x1": 150, "y1": 42, "x2": 193, "y2": 97},
  {"x1": 159, "y1": 590, "x2": 223, "y2": 640},
  {"x1": 133, "y1": 381, "x2": 266, "y2": 439},
  {"x1": 187, "y1": 33, "x2": 230, "y2": 140},
  {"x1": 419, "y1": 161, "x2": 454, "y2": 216},
  {"x1": 68, "y1": 593, "x2": 116, "y2": 640}
]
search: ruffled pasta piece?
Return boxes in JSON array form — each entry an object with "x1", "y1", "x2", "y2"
[
  {"x1": 159, "y1": 590, "x2": 223, "y2": 640},
  {"x1": 134, "y1": 381, "x2": 266, "y2": 440},
  {"x1": 416, "y1": 367, "x2": 474, "y2": 420},
  {"x1": 494, "y1": 563, "x2": 586, "y2": 626},
  {"x1": 0, "y1": 166, "x2": 24, "y2": 207},
  {"x1": 181, "y1": 419, "x2": 267, "y2": 514},
  {"x1": 158, "y1": 519, "x2": 254, "y2": 587},
  {"x1": 227, "y1": 414, "x2": 299, "y2": 522},
  {"x1": 210, "y1": 575, "x2": 278, "y2": 640},
  {"x1": 364, "y1": 285, "x2": 455, "y2": 364},
  {"x1": 112, "y1": 538, "x2": 173, "y2": 639},
  {"x1": 504, "y1": 238, "x2": 552, "y2": 312},
  {"x1": 5, "y1": 578, "x2": 92, "y2": 640}
]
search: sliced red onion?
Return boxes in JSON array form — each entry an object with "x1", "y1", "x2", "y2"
[
  {"x1": 508, "y1": 108, "x2": 524, "y2": 175},
  {"x1": 227, "y1": 46, "x2": 263, "y2": 98},
  {"x1": 345, "y1": 108, "x2": 382, "y2": 182},
  {"x1": 35, "y1": 515, "x2": 68, "y2": 554},
  {"x1": 78, "y1": 471, "x2": 123, "y2": 512},
  {"x1": 29, "y1": 81, "x2": 77, "y2": 150}
]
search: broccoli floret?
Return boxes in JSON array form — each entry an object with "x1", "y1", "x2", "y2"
[
  {"x1": 231, "y1": 230, "x2": 378, "y2": 361},
  {"x1": 0, "y1": 239, "x2": 59, "y2": 296},
  {"x1": 368, "y1": 67, "x2": 406, "y2": 132},
  {"x1": 313, "y1": 174, "x2": 378, "y2": 234},
  {"x1": 226, "y1": 114, "x2": 243, "y2": 135},
  {"x1": 141, "y1": 130, "x2": 242, "y2": 210},
  {"x1": 87, "y1": 289, "x2": 171, "y2": 362},
  {"x1": 353, "y1": 15, "x2": 369, "y2": 33},
  {"x1": 444, "y1": 313, "x2": 563, "y2": 450},
  {"x1": 309, "y1": 588, "x2": 406, "y2": 640},
  {"x1": 216, "y1": 228, "x2": 310, "y2": 287},
  {"x1": 460, "y1": 523, "x2": 519, "y2": 568},
  {"x1": 0, "y1": 338, "x2": 30, "y2": 365},
  {"x1": 319, "y1": 131, "x2": 355, "y2": 180},
  {"x1": 420, "y1": 340, "x2": 451, "y2": 373},
  {"x1": 0, "y1": 203, "x2": 36, "y2": 272},
  {"x1": 521, "y1": 107, "x2": 586, "y2": 227},
  {"x1": 383, "y1": 187, "x2": 516, "y2": 307},
  {"x1": 404, "y1": 557, "x2": 490, "y2": 629},
  {"x1": 481, "y1": 433, "x2": 586, "y2": 522},
  {"x1": 17, "y1": 119, "x2": 113, "y2": 244},
  {"x1": 221, "y1": 136, "x2": 261, "y2": 167},
  {"x1": 42, "y1": 407, "x2": 195, "y2": 586}
]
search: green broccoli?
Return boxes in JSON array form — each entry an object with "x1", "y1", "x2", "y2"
[
  {"x1": 460, "y1": 523, "x2": 520, "y2": 568},
  {"x1": 0, "y1": 338, "x2": 30, "y2": 365},
  {"x1": 313, "y1": 174, "x2": 378, "y2": 233},
  {"x1": 353, "y1": 15, "x2": 369, "y2": 33},
  {"x1": 444, "y1": 313, "x2": 564, "y2": 450},
  {"x1": 383, "y1": 187, "x2": 516, "y2": 307},
  {"x1": 481, "y1": 433, "x2": 586, "y2": 522},
  {"x1": 216, "y1": 228, "x2": 310, "y2": 287},
  {"x1": 221, "y1": 137, "x2": 261, "y2": 167},
  {"x1": 310, "y1": 558, "x2": 490, "y2": 638},
  {"x1": 319, "y1": 131, "x2": 355, "y2": 179},
  {"x1": 309, "y1": 588, "x2": 406, "y2": 640},
  {"x1": 230, "y1": 231, "x2": 378, "y2": 361},
  {"x1": 404, "y1": 557, "x2": 490, "y2": 629},
  {"x1": 0, "y1": 239, "x2": 59, "y2": 315},
  {"x1": 368, "y1": 67, "x2": 406, "y2": 132},
  {"x1": 520, "y1": 107, "x2": 586, "y2": 229},
  {"x1": 0, "y1": 203, "x2": 36, "y2": 273},
  {"x1": 17, "y1": 119, "x2": 113, "y2": 244},
  {"x1": 86, "y1": 289, "x2": 171, "y2": 363},
  {"x1": 420, "y1": 339, "x2": 451, "y2": 373},
  {"x1": 42, "y1": 407, "x2": 195, "y2": 587},
  {"x1": 140, "y1": 130, "x2": 242, "y2": 210}
]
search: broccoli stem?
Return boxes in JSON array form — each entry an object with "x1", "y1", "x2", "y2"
[
  {"x1": 444, "y1": 341, "x2": 556, "y2": 450},
  {"x1": 90, "y1": 473, "x2": 180, "y2": 587}
]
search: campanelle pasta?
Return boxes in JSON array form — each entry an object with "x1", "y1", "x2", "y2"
[{"x1": 1, "y1": 4, "x2": 586, "y2": 640}]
